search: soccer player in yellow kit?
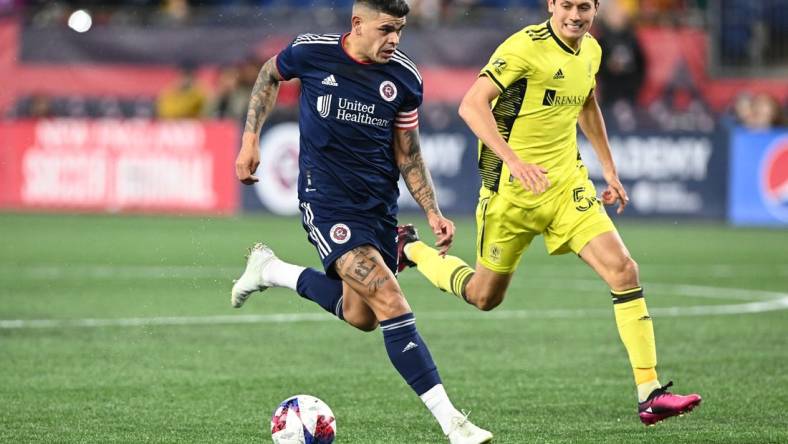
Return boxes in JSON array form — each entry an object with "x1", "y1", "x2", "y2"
[{"x1": 397, "y1": 0, "x2": 702, "y2": 425}]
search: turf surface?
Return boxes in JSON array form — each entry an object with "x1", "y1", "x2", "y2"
[{"x1": 1, "y1": 213, "x2": 786, "y2": 443}]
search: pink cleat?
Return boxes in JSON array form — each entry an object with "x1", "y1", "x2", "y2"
[
  {"x1": 396, "y1": 224, "x2": 419, "y2": 273},
  {"x1": 638, "y1": 381, "x2": 702, "y2": 425}
]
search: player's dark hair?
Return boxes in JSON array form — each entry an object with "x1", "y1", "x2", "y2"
[
  {"x1": 551, "y1": 0, "x2": 600, "y2": 6},
  {"x1": 355, "y1": 0, "x2": 410, "y2": 17}
]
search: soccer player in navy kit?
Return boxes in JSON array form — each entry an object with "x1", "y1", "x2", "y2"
[{"x1": 231, "y1": 1, "x2": 492, "y2": 443}]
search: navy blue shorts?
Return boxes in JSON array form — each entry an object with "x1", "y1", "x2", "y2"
[{"x1": 299, "y1": 201, "x2": 398, "y2": 278}]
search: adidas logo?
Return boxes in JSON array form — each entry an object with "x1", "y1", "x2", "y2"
[
  {"x1": 322, "y1": 74, "x2": 338, "y2": 86},
  {"x1": 553, "y1": 69, "x2": 565, "y2": 80},
  {"x1": 402, "y1": 341, "x2": 418, "y2": 353}
]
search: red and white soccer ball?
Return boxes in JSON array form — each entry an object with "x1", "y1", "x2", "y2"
[{"x1": 270, "y1": 395, "x2": 336, "y2": 444}]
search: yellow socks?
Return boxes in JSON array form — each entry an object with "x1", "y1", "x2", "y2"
[
  {"x1": 637, "y1": 379, "x2": 661, "y2": 403},
  {"x1": 634, "y1": 367, "x2": 658, "y2": 385},
  {"x1": 404, "y1": 241, "x2": 474, "y2": 299},
  {"x1": 611, "y1": 287, "x2": 660, "y2": 401}
]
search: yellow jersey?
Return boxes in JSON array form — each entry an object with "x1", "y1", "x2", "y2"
[{"x1": 478, "y1": 20, "x2": 602, "y2": 208}]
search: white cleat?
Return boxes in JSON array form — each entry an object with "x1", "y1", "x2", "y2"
[
  {"x1": 446, "y1": 411, "x2": 493, "y2": 444},
  {"x1": 230, "y1": 243, "x2": 277, "y2": 308}
]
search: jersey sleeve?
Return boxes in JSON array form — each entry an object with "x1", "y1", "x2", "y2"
[
  {"x1": 275, "y1": 37, "x2": 303, "y2": 80},
  {"x1": 395, "y1": 80, "x2": 423, "y2": 130},
  {"x1": 589, "y1": 36, "x2": 602, "y2": 91},
  {"x1": 479, "y1": 32, "x2": 534, "y2": 92}
]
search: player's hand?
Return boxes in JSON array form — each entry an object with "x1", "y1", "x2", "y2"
[
  {"x1": 507, "y1": 158, "x2": 550, "y2": 195},
  {"x1": 235, "y1": 141, "x2": 260, "y2": 185},
  {"x1": 602, "y1": 171, "x2": 629, "y2": 214},
  {"x1": 426, "y1": 212, "x2": 455, "y2": 256}
]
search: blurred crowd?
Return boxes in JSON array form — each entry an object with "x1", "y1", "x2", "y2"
[
  {"x1": 9, "y1": 59, "x2": 262, "y2": 122},
  {"x1": 4, "y1": 0, "x2": 787, "y2": 131},
  {"x1": 5, "y1": 0, "x2": 714, "y2": 27},
  {"x1": 1, "y1": 0, "x2": 781, "y2": 32}
]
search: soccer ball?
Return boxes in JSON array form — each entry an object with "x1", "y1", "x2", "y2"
[{"x1": 270, "y1": 395, "x2": 336, "y2": 444}]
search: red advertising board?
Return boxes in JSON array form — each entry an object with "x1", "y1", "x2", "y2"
[{"x1": 0, "y1": 119, "x2": 238, "y2": 214}]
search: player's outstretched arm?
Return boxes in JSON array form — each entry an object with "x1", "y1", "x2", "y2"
[
  {"x1": 393, "y1": 127, "x2": 455, "y2": 255},
  {"x1": 578, "y1": 91, "x2": 629, "y2": 214},
  {"x1": 235, "y1": 56, "x2": 283, "y2": 185},
  {"x1": 459, "y1": 77, "x2": 549, "y2": 194}
]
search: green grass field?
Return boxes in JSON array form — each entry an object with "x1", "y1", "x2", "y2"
[{"x1": 1, "y1": 213, "x2": 786, "y2": 443}]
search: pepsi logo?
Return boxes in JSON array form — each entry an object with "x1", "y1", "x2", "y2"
[{"x1": 760, "y1": 136, "x2": 788, "y2": 222}]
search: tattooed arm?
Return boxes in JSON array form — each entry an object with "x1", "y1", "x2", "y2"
[
  {"x1": 394, "y1": 127, "x2": 438, "y2": 216},
  {"x1": 235, "y1": 56, "x2": 283, "y2": 185},
  {"x1": 393, "y1": 127, "x2": 455, "y2": 254}
]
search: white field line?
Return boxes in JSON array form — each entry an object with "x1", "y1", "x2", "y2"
[
  {"x1": 1, "y1": 283, "x2": 786, "y2": 329},
  {"x1": 0, "y1": 265, "x2": 240, "y2": 280},
  {"x1": 505, "y1": 278, "x2": 787, "y2": 301},
  {"x1": 1, "y1": 263, "x2": 787, "y2": 280},
  {"x1": 0, "y1": 313, "x2": 330, "y2": 329}
]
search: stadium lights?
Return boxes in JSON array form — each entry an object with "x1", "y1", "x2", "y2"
[{"x1": 67, "y1": 9, "x2": 92, "y2": 33}]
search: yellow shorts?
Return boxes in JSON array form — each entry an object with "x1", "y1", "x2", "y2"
[{"x1": 475, "y1": 169, "x2": 616, "y2": 274}]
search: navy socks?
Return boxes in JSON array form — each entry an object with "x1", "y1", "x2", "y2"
[
  {"x1": 297, "y1": 273, "x2": 441, "y2": 396},
  {"x1": 295, "y1": 268, "x2": 344, "y2": 319},
  {"x1": 380, "y1": 313, "x2": 442, "y2": 396}
]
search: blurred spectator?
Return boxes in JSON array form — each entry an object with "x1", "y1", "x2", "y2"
[
  {"x1": 152, "y1": 0, "x2": 191, "y2": 26},
  {"x1": 27, "y1": 94, "x2": 53, "y2": 118},
  {"x1": 206, "y1": 65, "x2": 249, "y2": 121},
  {"x1": 408, "y1": 0, "x2": 443, "y2": 27},
  {"x1": 97, "y1": 97, "x2": 124, "y2": 118},
  {"x1": 156, "y1": 65, "x2": 207, "y2": 119},
  {"x1": 749, "y1": 93, "x2": 784, "y2": 129},
  {"x1": 640, "y1": 0, "x2": 685, "y2": 15},
  {"x1": 731, "y1": 92, "x2": 784, "y2": 130},
  {"x1": 8, "y1": 94, "x2": 160, "y2": 119},
  {"x1": 64, "y1": 96, "x2": 88, "y2": 118},
  {"x1": 731, "y1": 93, "x2": 754, "y2": 126},
  {"x1": 237, "y1": 57, "x2": 262, "y2": 92},
  {"x1": 132, "y1": 97, "x2": 156, "y2": 119},
  {"x1": 616, "y1": 0, "x2": 639, "y2": 17},
  {"x1": 596, "y1": 0, "x2": 645, "y2": 107}
]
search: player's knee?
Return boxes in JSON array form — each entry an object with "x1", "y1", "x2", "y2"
[
  {"x1": 350, "y1": 318, "x2": 379, "y2": 332},
  {"x1": 623, "y1": 257, "x2": 639, "y2": 280},
  {"x1": 342, "y1": 303, "x2": 380, "y2": 332},
  {"x1": 611, "y1": 256, "x2": 639, "y2": 286}
]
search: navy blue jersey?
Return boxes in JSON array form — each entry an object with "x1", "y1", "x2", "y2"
[{"x1": 276, "y1": 33, "x2": 423, "y2": 218}]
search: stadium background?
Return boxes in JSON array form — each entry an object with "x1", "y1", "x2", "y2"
[
  {"x1": 1, "y1": 1, "x2": 787, "y2": 443},
  {"x1": 1, "y1": 0, "x2": 787, "y2": 223}
]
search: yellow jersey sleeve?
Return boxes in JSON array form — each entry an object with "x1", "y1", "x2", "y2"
[
  {"x1": 586, "y1": 33, "x2": 602, "y2": 91},
  {"x1": 479, "y1": 31, "x2": 535, "y2": 92}
]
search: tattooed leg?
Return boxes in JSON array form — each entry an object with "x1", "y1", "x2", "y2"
[{"x1": 334, "y1": 245, "x2": 411, "y2": 320}]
